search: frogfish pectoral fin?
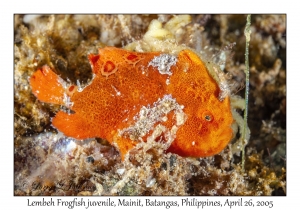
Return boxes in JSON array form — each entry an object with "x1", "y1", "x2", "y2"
[
  {"x1": 52, "y1": 111, "x2": 93, "y2": 140},
  {"x1": 30, "y1": 65, "x2": 65, "y2": 105},
  {"x1": 112, "y1": 134, "x2": 137, "y2": 161}
]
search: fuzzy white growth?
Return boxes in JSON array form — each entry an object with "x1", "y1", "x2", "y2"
[
  {"x1": 119, "y1": 94, "x2": 186, "y2": 141},
  {"x1": 219, "y1": 51, "x2": 226, "y2": 71},
  {"x1": 166, "y1": 78, "x2": 170, "y2": 85},
  {"x1": 63, "y1": 93, "x2": 74, "y2": 109},
  {"x1": 148, "y1": 54, "x2": 177, "y2": 75},
  {"x1": 57, "y1": 77, "x2": 68, "y2": 89},
  {"x1": 56, "y1": 76, "x2": 74, "y2": 108},
  {"x1": 76, "y1": 80, "x2": 83, "y2": 92},
  {"x1": 111, "y1": 85, "x2": 121, "y2": 96},
  {"x1": 76, "y1": 74, "x2": 96, "y2": 93},
  {"x1": 213, "y1": 66, "x2": 230, "y2": 101}
]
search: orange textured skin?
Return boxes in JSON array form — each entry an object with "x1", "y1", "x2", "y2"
[{"x1": 30, "y1": 47, "x2": 233, "y2": 159}]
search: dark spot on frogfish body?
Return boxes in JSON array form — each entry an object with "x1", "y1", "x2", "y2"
[
  {"x1": 101, "y1": 61, "x2": 118, "y2": 77},
  {"x1": 69, "y1": 85, "x2": 75, "y2": 92},
  {"x1": 104, "y1": 61, "x2": 116, "y2": 73},
  {"x1": 127, "y1": 54, "x2": 138, "y2": 61}
]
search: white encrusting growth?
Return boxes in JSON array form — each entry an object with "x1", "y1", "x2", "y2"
[
  {"x1": 148, "y1": 54, "x2": 177, "y2": 75},
  {"x1": 111, "y1": 85, "x2": 121, "y2": 96},
  {"x1": 76, "y1": 74, "x2": 96, "y2": 93},
  {"x1": 119, "y1": 94, "x2": 186, "y2": 141},
  {"x1": 63, "y1": 93, "x2": 74, "y2": 108},
  {"x1": 213, "y1": 66, "x2": 230, "y2": 101},
  {"x1": 77, "y1": 80, "x2": 83, "y2": 92},
  {"x1": 166, "y1": 78, "x2": 170, "y2": 85}
]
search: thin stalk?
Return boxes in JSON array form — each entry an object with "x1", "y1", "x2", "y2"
[{"x1": 242, "y1": 15, "x2": 251, "y2": 171}]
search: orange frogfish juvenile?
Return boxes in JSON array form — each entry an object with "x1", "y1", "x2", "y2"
[{"x1": 30, "y1": 47, "x2": 233, "y2": 159}]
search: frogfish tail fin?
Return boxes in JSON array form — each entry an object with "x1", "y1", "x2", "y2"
[{"x1": 30, "y1": 65, "x2": 65, "y2": 105}]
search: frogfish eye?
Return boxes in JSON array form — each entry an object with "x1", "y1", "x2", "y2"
[
  {"x1": 205, "y1": 115, "x2": 212, "y2": 121},
  {"x1": 202, "y1": 111, "x2": 214, "y2": 122}
]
